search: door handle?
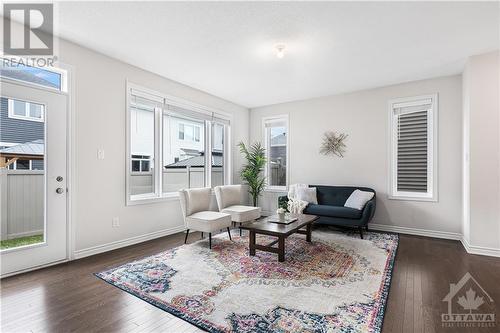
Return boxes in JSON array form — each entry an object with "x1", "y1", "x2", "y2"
[{"x1": 56, "y1": 188, "x2": 65, "y2": 194}]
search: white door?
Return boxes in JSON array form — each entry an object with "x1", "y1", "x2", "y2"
[{"x1": 1, "y1": 80, "x2": 67, "y2": 276}]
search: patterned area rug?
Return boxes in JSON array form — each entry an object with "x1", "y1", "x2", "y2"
[{"x1": 96, "y1": 229, "x2": 398, "y2": 333}]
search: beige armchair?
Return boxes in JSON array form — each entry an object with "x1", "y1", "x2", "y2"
[
  {"x1": 214, "y1": 185, "x2": 261, "y2": 236},
  {"x1": 179, "y1": 187, "x2": 232, "y2": 248}
]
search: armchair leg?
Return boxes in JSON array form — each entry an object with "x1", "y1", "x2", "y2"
[
  {"x1": 184, "y1": 229, "x2": 190, "y2": 244},
  {"x1": 201, "y1": 232, "x2": 204, "y2": 239},
  {"x1": 227, "y1": 227, "x2": 232, "y2": 241},
  {"x1": 358, "y1": 227, "x2": 364, "y2": 239},
  {"x1": 209, "y1": 233, "x2": 212, "y2": 249},
  {"x1": 239, "y1": 222, "x2": 242, "y2": 236}
]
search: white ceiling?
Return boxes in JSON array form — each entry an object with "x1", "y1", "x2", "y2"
[{"x1": 56, "y1": 2, "x2": 499, "y2": 108}]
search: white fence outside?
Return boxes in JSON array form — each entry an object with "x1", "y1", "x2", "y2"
[
  {"x1": 0, "y1": 167, "x2": 225, "y2": 240},
  {"x1": 1, "y1": 169, "x2": 44, "y2": 240},
  {"x1": 130, "y1": 167, "x2": 223, "y2": 195}
]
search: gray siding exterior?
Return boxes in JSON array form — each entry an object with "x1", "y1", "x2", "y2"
[{"x1": 0, "y1": 97, "x2": 44, "y2": 145}]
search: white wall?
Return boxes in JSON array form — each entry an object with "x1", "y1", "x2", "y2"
[
  {"x1": 250, "y1": 75, "x2": 463, "y2": 234},
  {"x1": 462, "y1": 51, "x2": 500, "y2": 251},
  {"x1": 57, "y1": 39, "x2": 249, "y2": 256}
]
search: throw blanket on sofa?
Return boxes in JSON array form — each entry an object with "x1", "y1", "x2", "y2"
[{"x1": 287, "y1": 184, "x2": 309, "y2": 214}]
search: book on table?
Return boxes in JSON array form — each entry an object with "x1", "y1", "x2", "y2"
[{"x1": 267, "y1": 214, "x2": 298, "y2": 225}]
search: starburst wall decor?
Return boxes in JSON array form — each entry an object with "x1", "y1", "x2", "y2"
[{"x1": 320, "y1": 131, "x2": 348, "y2": 157}]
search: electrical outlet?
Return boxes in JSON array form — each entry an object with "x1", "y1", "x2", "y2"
[
  {"x1": 112, "y1": 217, "x2": 120, "y2": 228},
  {"x1": 97, "y1": 149, "x2": 105, "y2": 160}
]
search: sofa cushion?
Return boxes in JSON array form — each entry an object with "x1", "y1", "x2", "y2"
[
  {"x1": 311, "y1": 185, "x2": 375, "y2": 206},
  {"x1": 304, "y1": 204, "x2": 362, "y2": 219}
]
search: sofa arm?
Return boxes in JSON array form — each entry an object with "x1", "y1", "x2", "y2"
[
  {"x1": 361, "y1": 199, "x2": 376, "y2": 224},
  {"x1": 278, "y1": 195, "x2": 289, "y2": 212}
]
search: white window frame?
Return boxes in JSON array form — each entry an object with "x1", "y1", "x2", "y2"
[
  {"x1": 263, "y1": 114, "x2": 289, "y2": 192},
  {"x1": 126, "y1": 82, "x2": 232, "y2": 205},
  {"x1": 7, "y1": 98, "x2": 45, "y2": 122},
  {"x1": 1, "y1": 56, "x2": 68, "y2": 92},
  {"x1": 130, "y1": 154, "x2": 152, "y2": 173},
  {"x1": 388, "y1": 94, "x2": 438, "y2": 201}
]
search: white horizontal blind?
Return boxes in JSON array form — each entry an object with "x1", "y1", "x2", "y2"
[{"x1": 394, "y1": 102, "x2": 431, "y2": 193}]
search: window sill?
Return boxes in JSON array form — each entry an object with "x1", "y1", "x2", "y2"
[
  {"x1": 127, "y1": 193, "x2": 180, "y2": 206},
  {"x1": 265, "y1": 186, "x2": 288, "y2": 193},
  {"x1": 388, "y1": 195, "x2": 437, "y2": 203},
  {"x1": 126, "y1": 189, "x2": 220, "y2": 206}
]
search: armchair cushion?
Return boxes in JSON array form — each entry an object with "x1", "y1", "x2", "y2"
[
  {"x1": 180, "y1": 187, "x2": 211, "y2": 216},
  {"x1": 214, "y1": 185, "x2": 241, "y2": 210},
  {"x1": 222, "y1": 205, "x2": 260, "y2": 222},
  {"x1": 185, "y1": 211, "x2": 232, "y2": 233}
]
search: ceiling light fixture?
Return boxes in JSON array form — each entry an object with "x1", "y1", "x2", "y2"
[{"x1": 275, "y1": 44, "x2": 286, "y2": 59}]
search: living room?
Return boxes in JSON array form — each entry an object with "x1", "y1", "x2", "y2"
[{"x1": 1, "y1": 2, "x2": 499, "y2": 332}]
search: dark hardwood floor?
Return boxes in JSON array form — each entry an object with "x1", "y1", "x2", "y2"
[{"x1": 1, "y1": 231, "x2": 499, "y2": 332}]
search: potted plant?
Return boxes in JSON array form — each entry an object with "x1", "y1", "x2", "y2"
[{"x1": 238, "y1": 142, "x2": 266, "y2": 207}]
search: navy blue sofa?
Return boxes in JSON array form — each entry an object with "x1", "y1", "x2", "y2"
[{"x1": 278, "y1": 185, "x2": 376, "y2": 238}]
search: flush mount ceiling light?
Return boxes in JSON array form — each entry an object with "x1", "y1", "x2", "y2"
[{"x1": 275, "y1": 44, "x2": 286, "y2": 59}]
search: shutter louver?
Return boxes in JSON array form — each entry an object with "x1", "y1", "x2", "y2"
[{"x1": 396, "y1": 109, "x2": 429, "y2": 193}]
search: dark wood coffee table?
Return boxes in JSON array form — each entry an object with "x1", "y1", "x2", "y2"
[{"x1": 239, "y1": 214, "x2": 319, "y2": 262}]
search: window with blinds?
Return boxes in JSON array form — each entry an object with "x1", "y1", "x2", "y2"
[{"x1": 389, "y1": 95, "x2": 437, "y2": 200}]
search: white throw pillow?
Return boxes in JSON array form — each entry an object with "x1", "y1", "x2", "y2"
[
  {"x1": 296, "y1": 187, "x2": 318, "y2": 205},
  {"x1": 344, "y1": 190, "x2": 375, "y2": 210}
]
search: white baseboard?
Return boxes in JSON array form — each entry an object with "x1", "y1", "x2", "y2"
[
  {"x1": 460, "y1": 236, "x2": 500, "y2": 257},
  {"x1": 370, "y1": 223, "x2": 500, "y2": 257},
  {"x1": 73, "y1": 225, "x2": 186, "y2": 259},
  {"x1": 369, "y1": 223, "x2": 462, "y2": 240}
]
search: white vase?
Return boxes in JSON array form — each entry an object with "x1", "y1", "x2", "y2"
[{"x1": 278, "y1": 212, "x2": 285, "y2": 221}]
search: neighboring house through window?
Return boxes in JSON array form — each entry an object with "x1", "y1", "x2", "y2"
[
  {"x1": 0, "y1": 95, "x2": 45, "y2": 171},
  {"x1": 178, "y1": 123, "x2": 201, "y2": 142},
  {"x1": 263, "y1": 115, "x2": 289, "y2": 190},
  {"x1": 389, "y1": 94, "x2": 438, "y2": 201},
  {"x1": 131, "y1": 154, "x2": 151, "y2": 172}
]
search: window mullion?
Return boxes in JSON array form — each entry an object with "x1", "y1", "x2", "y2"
[
  {"x1": 155, "y1": 106, "x2": 162, "y2": 197},
  {"x1": 205, "y1": 120, "x2": 212, "y2": 188},
  {"x1": 224, "y1": 124, "x2": 231, "y2": 185}
]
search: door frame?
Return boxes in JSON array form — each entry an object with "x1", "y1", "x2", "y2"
[{"x1": 0, "y1": 62, "x2": 75, "y2": 276}]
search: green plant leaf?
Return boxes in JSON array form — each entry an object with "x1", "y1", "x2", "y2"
[{"x1": 238, "y1": 141, "x2": 267, "y2": 206}]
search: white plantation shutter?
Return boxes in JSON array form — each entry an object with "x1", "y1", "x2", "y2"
[{"x1": 390, "y1": 96, "x2": 437, "y2": 200}]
